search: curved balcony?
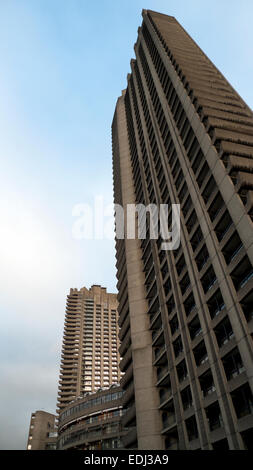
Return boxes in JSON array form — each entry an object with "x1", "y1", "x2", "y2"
[
  {"x1": 119, "y1": 315, "x2": 130, "y2": 342},
  {"x1": 153, "y1": 345, "x2": 167, "y2": 366},
  {"x1": 120, "y1": 363, "x2": 133, "y2": 390},
  {"x1": 119, "y1": 329, "x2": 131, "y2": 357},
  {"x1": 121, "y1": 403, "x2": 136, "y2": 428},
  {"x1": 122, "y1": 382, "x2": 135, "y2": 407},
  {"x1": 119, "y1": 346, "x2": 132, "y2": 372}
]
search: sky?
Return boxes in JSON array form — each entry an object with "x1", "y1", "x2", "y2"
[{"x1": 0, "y1": 0, "x2": 252, "y2": 450}]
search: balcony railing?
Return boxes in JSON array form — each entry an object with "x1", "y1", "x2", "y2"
[
  {"x1": 162, "y1": 414, "x2": 176, "y2": 430},
  {"x1": 202, "y1": 385, "x2": 216, "y2": 397},
  {"x1": 154, "y1": 344, "x2": 166, "y2": 361},
  {"x1": 160, "y1": 388, "x2": 172, "y2": 405},
  {"x1": 157, "y1": 365, "x2": 169, "y2": 382},
  {"x1": 239, "y1": 270, "x2": 253, "y2": 290},
  {"x1": 209, "y1": 415, "x2": 223, "y2": 431}
]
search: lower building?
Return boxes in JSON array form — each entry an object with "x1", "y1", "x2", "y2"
[
  {"x1": 57, "y1": 384, "x2": 127, "y2": 450},
  {"x1": 26, "y1": 410, "x2": 57, "y2": 450}
]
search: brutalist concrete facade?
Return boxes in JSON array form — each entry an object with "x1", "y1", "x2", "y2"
[{"x1": 112, "y1": 9, "x2": 253, "y2": 450}]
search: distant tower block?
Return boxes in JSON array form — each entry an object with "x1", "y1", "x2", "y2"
[{"x1": 57, "y1": 285, "x2": 122, "y2": 415}]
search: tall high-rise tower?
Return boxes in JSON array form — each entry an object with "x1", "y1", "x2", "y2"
[
  {"x1": 112, "y1": 10, "x2": 253, "y2": 450},
  {"x1": 57, "y1": 285, "x2": 121, "y2": 414}
]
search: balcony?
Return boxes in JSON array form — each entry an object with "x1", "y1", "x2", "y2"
[
  {"x1": 208, "y1": 288, "x2": 226, "y2": 320},
  {"x1": 181, "y1": 386, "x2": 193, "y2": 411},
  {"x1": 165, "y1": 439, "x2": 179, "y2": 450},
  {"x1": 121, "y1": 404, "x2": 136, "y2": 428},
  {"x1": 148, "y1": 291, "x2": 159, "y2": 314},
  {"x1": 150, "y1": 309, "x2": 162, "y2": 329},
  {"x1": 121, "y1": 428, "x2": 137, "y2": 449},
  {"x1": 199, "y1": 369, "x2": 216, "y2": 398},
  {"x1": 119, "y1": 346, "x2": 132, "y2": 372},
  {"x1": 240, "y1": 288, "x2": 253, "y2": 323},
  {"x1": 159, "y1": 387, "x2": 172, "y2": 408},
  {"x1": 169, "y1": 315, "x2": 179, "y2": 336},
  {"x1": 184, "y1": 292, "x2": 196, "y2": 317},
  {"x1": 222, "y1": 347, "x2": 245, "y2": 381},
  {"x1": 207, "y1": 192, "x2": 225, "y2": 222},
  {"x1": 177, "y1": 360, "x2": 189, "y2": 384},
  {"x1": 190, "y1": 227, "x2": 204, "y2": 252},
  {"x1": 188, "y1": 315, "x2": 202, "y2": 341},
  {"x1": 231, "y1": 255, "x2": 253, "y2": 293},
  {"x1": 162, "y1": 403, "x2": 176, "y2": 433},
  {"x1": 153, "y1": 345, "x2": 167, "y2": 366},
  {"x1": 156, "y1": 364, "x2": 169, "y2": 383},
  {"x1": 215, "y1": 209, "x2": 233, "y2": 242},
  {"x1": 202, "y1": 384, "x2": 216, "y2": 398},
  {"x1": 176, "y1": 255, "x2": 186, "y2": 277},
  {"x1": 201, "y1": 266, "x2": 217, "y2": 294},
  {"x1": 180, "y1": 273, "x2": 191, "y2": 296},
  {"x1": 118, "y1": 315, "x2": 130, "y2": 342},
  {"x1": 118, "y1": 301, "x2": 129, "y2": 327},
  {"x1": 119, "y1": 328, "x2": 131, "y2": 357},
  {"x1": 214, "y1": 316, "x2": 234, "y2": 348},
  {"x1": 185, "y1": 415, "x2": 199, "y2": 442},
  {"x1": 120, "y1": 364, "x2": 133, "y2": 390},
  {"x1": 152, "y1": 327, "x2": 164, "y2": 346},
  {"x1": 122, "y1": 382, "x2": 135, "y2": 407},
  {"x1": 231, "y1": 383, "x2": 253, "y2": 420},
  {"x1": 186, "y1": 211, "x2": 198, "y2": 236},
  {"x1": 173, "y1": 336, "x2": 184, "y2": 359},
  {"x1": 222, "y1": 230, "x2": 244, "y2": 266},
  {"x1": 205, "y1": 402, "x2": 223, "y2": 431},
  {"x1": 195, "y1": 245, "x2": 210, "y2": 273},
  {"x1": 166, "y1": 295, "x2": 176, "y2": 317},
  {"x1": 193, "y1": 340, "x2": 208, "y2": 367}
]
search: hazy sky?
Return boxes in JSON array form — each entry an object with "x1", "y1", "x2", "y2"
[{"x1": 0, "y1": 0, "x2": 252, "y2": 450}]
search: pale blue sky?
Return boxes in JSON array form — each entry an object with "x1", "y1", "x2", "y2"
[{"x1": 0, "y1": 0, "x2": 252, "y2": 449}]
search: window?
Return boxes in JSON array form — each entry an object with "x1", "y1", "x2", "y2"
[
  {"x1": 207, "y1": 289, "x2": 225, "y2": 319},
  {"x1": 185, "y1": 416, "x2": 198, "y2": 441},
  {"x1": 45, "y1": 443, "x2": 57, "y2": 450},
  {"x1": 212, "y1": 439, "x2": 229, "y2": 450},
  {"x1": 188, "y1": 315, "x2": 202, "y2": 340},
  {"x1": 231, "y1": 383, "x2": 253, "y2": 419},
  {"x1": 184, "y1": 293, "x2": 196, "y2": 317},
  {"x1": 205, "y1": 402, "x2": 223, "y2": 431},
  {"x1": 231, "y1": 255, "x2": 253, "y2": 291},
  {"x1": 169, "y1": 315, "x2": 179, "y2": 335},
  {"x1": 181, "y1": 386, "x2": 193, "y2": 410},
  {"x1": 195, "y1": 245, "x2": 209, "y2": 272},
  {"x1": 214, "y1": 316, "x2": 234, "y2": 347},
  {"x1": 199, "y1": 369, "x2": 215, "y2": 397},
  {"x1": 176, "y1": 359, "x2": 188, "y2": 383},
  {"x1": 240, "y1": 289, "x2": 253, "y2": 322},
  {"x1": 215, "y1": 210, "x2": 233, "y2": 242},
  {"x1": 173, "y1": 336, "x2": 183, "y2": 357},
  {"x1": 222, "y1": 347, "x2": 245, "y2": 381},
  {"x1": 193, "y1": 340, "x2": 208, "y2": 367},
  {"x1": 201, "y1": 266, "x2": 217, "y2": 293},
  {"x1": 190, "y1": 226, "x2": 203, "y2": 252},
  {"x1": 222, "y1": 231, "x2": 243, "y2": 265}
]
